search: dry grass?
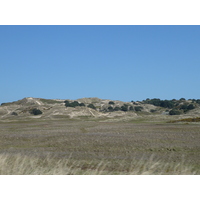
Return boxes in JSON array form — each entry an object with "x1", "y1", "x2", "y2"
[
  {"x1": 0, "y1": 118, "x2": 200, "y2": 175},
  {"x1": 0, "y1": 153, "x2": 197, "y2": 175},
  {"x1": 169, "y1": 117, "x2": 200, "y2": 123}
]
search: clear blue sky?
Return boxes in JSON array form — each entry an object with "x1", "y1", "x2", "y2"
[{"x1": 1, "y1": 25, "x2": 200, "y2": 104}]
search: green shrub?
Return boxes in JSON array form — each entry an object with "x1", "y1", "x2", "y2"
[
  {"x1": 87, "y1": 104, "x2": 96, "y2": 110},
  {"x1": 11, "y1": 112, "x2": 18, "y2": 116},
  {"x1": 64, "y1": 100, "x2": 71, "y2": 107},
  {"x1": 180, "y1": 104, "x2": 188, "y2": 110},
  {"x1": 129, "y1": 106, "x2": 134, "y2": 111},
  {"x1": 108, "y1": 101, "x2": 115, "y2": 105},
  {"x1": 135, "y1": 106, "x2": 143, "y2": 112},
  {"x1": 169, "y1": 109, "x2": 181, "y2": 115},
  {"x1": 180, "y1": 104, "x2": 195, "y2": 113},
  {"x1": 121, "y1": 104, "x2": 128, "y2": 112},
  {"x1": 179, "y1": 98, "x2": 186, "y2": 101},
  {"x1": 70, "y1": 101, "x2": 80, "y2": 107},
  {"x1": 196, "y1": 99, "x2": 200, "y2": 104},
  {"x1": 144, "y1": 98, "x2": 176, "y2": 108},
  {"x1": 64, "y1": 100, "x2": 85, "y2": 108},
  {"x1": 108, "y1": 106, "x2": 114, "y2": 112},
  {"x1": 187, "y1": 104, "x2": 195, "y2": 110},
  {"x1": 30, "y1": 108, "x2": 42, "y2": 115},
  {"x1": 113, "y1": 106, "x2": 121, "y2": 111}
]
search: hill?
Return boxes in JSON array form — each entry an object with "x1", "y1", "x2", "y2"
[{"x1": 0, "y1": 97, "x2": 200, "y2": 121}]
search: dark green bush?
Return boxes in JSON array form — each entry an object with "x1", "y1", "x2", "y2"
[
  {"x1": 11, "y1": 112, "x2": 18, "y2": 116},
  {"x1": 129, "y1": 106, "x2": 134, "y2": 111},
  {"x1": 144, "y1": 98, "x2": 176, "y2": 108},
  {"x1": 180, "y1": 103, "x2": 195, "y2": 113},
  {"x1": 180, "y1": 104, "x2": 188, "y2": 110},
  {"x1": 169, "y1": 109, "x2": 181, "y2": 115},
  {"x1": 70, "y1": 101, "x2": 80, "y2": 107},
  {"x1": 187, "y1": 104, "x2": 195, "y2": 110},
  {"x1": 108, "y1": 101, "x2": 115, "y2": 105},
  {"x1": 64, "y1": 100, "x2": 85, "y2": 108},
  {"x1": 113, "y1": 106, "x2": 121, "y2": 111},
  {"x1": 64, "y1": 100, "x2": 71, "y2": 107},
  {"x1": 160, "y1": 100, "x2": 175, "y2": 108},
  {"x1": 87, "y1": 104, "x2": 96, "y2": 110},
  {"x1": 179, "y1": 98, "x2": 186, "y2": 101},
  {"x1": 30, "y1": 108, "x2": 42, "y2": 115},
  {"x1": 108, "y1": 106, "x2": 114, "y2": 112},
  {"x1": 121, "y1": 104, "x2": 128, "y2": 112},
  {"x1": 196, "y1": 99, "x2": 200, "y2": 104},
  {"x1": 135, "y1": 106, "x2": 143, "y2": 111}
]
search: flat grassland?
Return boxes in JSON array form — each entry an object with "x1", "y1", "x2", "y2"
[{"x1": 0, "y1": 117, "x2": 200, "y2": 175}]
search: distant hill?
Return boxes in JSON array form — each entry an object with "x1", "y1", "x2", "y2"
[{"x1": 0, "y1": 97, "x2": 200, "y2": 121}]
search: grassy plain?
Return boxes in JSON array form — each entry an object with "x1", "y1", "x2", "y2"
[{"x1": 0, "y1": 117, "x2": 200, "y2": 174}]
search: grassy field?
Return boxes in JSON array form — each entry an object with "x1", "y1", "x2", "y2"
[{"x1": 0, "y1": 117, "x2": 200, "y2": 175}]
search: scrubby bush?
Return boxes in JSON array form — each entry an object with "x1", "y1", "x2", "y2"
[
  {"x1": 30, "y1": 108, "x2": 42, "y2": 115},
  {"x1": 196, "y1": 99, "x2": 200, "y2": 104},
  {"x1": 121, "y1": 104, "x2": 128, "y2": 112},
  {"x1": 108, "y1": 101, "x2": 115, "y2": 105},
  {"x1": 187, "y1": 104, "x2": 195, "y2": 110},
  {"x1": 179, "y1": 98, "x2": 186, "y2": 101},
  {"x1": 169, "y1": 109, "x2": 181, "y2": 115},
  {"x1": 180, "y1": 104, "x2": 188, "y2": 110},
  {"x1": 129, "y1": 106, "x2": 134, "y2": 111},
  {"x1": 70, "y1": 101, "x2": 80, "y2": 107},
  {"x1": 11, "y1": 112, "x2": 18, "y2": 116},
  {"x1": 107, "y1": 106, "x2": 114, "y2": 112},
  {"x1": 64, "y1": 100, "x2": 85, "y2": 108},
  {"x1": 144, "y1": 98, "x2": 176, "y2": 109},
  {"x1": 135, "y1": 106, "x2": 143, "y2": 112},
  {"x1": 113, "y1": 106, "x2": 121, "y2": 111},
  {"x1": 87, "y1": 104, "x2": 96, "y2": 110},
  {"x1": 160, "y1": 100, "x2": 175, "y2": 108},
  {"x1": 64, "y1": 100, "x2": 71, "y2": 107},
  {"x1": 180, "y1": 104, "x2": 195, "y2": 113}
]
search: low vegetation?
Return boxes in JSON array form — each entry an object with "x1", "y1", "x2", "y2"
[
  {"x1": 0, "y1": 118, "x2": 200, "y2": 175},
  {"x1": 29, "y1": 108, "x2": 43, "y2": 115},
  {"x1": 1, "y1": 97, "x2": 200, "y2": 175},
  {"x1": 169, "y1": 117, "x2": 200, "y2": 123},
  {"x1": 0, "y1": 153, "x2": 197, "y2": 175},
  {"x1": 64, "y1": 100, "x2": 85, "y2": 107},
  {"x1": 143, "y1": 98, "x2": 198, "y2": 115}
]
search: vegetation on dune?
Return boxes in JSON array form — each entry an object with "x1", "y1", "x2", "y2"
[
  {"x1": 1, "y1": 97, "x2": 199, "y2": 116},
  {"x1": 169, "y1": 109, "x2": 181, "y2": 115},
  {"x1": 87, "y1": 103, "x2": 96, "y2": 110},
  {"x1": 29, "y1": 108, "x2": 43, "y2": 115},
  {"x1": 64, "y1": 100, "x2": 85, "y2": 108},
  {"x1": 143, "y1": 98, "x2": 176, "y2": 108},
  {"x1": 121, "y1": 104, "x2": 129, "y2": 112},
  {"x1": 134, "y1": 106, "x2": 143, "y2": 112},
  {"x1": 143, "y1": 98, "x2": 197, "y2": 115}
]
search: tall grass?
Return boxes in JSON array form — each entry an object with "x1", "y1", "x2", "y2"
[{"x1": 0, "y1": 153, "x2": 197, "y2": 175}]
